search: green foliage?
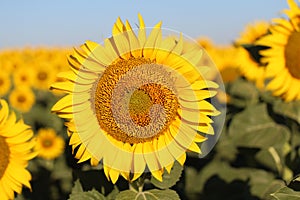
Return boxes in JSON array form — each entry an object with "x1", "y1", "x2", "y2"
[
  {"x1": 183, "y1": 77, "x2": 300, "y2": 200},
  {"x1": 270, "y1": 187, "x2": 300, "y2": 200},
  {"x1": 115, "y1": 189, "x2": 180, "y2": 200},
  {"x1": 69, "y1": 180, "x2": 106, "y2": 200},
  {"x1": 150, "y1": 161, "x2": 183, "y2": 189}
]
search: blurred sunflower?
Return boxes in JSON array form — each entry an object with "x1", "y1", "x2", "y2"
[
  {"x1": 237, "y1": 47, "x2": 266, "y2": 89},
  {"x1": 33, "y1": 62, "x2": 56, "y2": 90},
  {"x1": 213, "y1": 46, "x2": 240, "y2": 83},
  {"x1": 236, "y1": 21, "x2": 270, "y2": 45},
  {"x1": 0, "y1": 99, "x2": 36, "y2": 200},
  {"x1": 9, "y1": 86, "x2": 35, "y2": 113},
  {"x1": 0, "y1": 72, "x2": 11, "y2": 97},
  {"x1": 35, "y1": 128, "x2": 65, "y2": 160},
  {"x1": 51, "y1": 14, "x2": 221, "y2": 183},
  {"x1": 257, "y1": 0, "x2": 300, "y2": 101},
  {"x1": 13, "y1": 66, "x2": 35, "y2": 87}
]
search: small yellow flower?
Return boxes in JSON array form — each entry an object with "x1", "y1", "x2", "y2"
[
  {"x1": 32, "y1": 62, "x2": 57, "y2": 91},
  {"x1": 9, "y1": 86, "x2": 35, "y2": 113},
  {"x1": 0, "y1": 99, "x2": 36, "y2": 200},
  {"x1": 13, "y1": 66, "x2": 35, "y2": 87},
  {"x1": 0, "y1": 72, "x2": 11, "y2": 97},
  {"x1": 35, "y1": 128, "x2": 65, "y2": 160}
]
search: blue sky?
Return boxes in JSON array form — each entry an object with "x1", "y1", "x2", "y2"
[{"x1": 0, "y1": 0, "x2": 288, "y2": 49}]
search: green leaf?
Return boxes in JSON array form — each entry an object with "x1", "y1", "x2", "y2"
[
  {"x1": 116, "y1": 189, "x2": 180, "y2": 200},
  {"x1": 150, "y1": 161, "x2": 183, "y2": 189},
  {"x1": 229, "y1": 104, "x2": 290, "y2": 149},
  {"x1": 143, "y1": 189, "x2": 180, "y2": 200},
  {"x1": 255, "y1": 147, "x2": 283, "y2": 173},
  {"x1": 273, "y1": 100, "x2": 300, "y2": 124},
  {"x1": 71, "y1": 179, "x2": 84, "y2": 194},
  {"x1": 185, "y1": 167, "x2": 200, "y2": 194},
  {"x1": 106, "y1": 187, "x2": 119, "y2": 200},
  {"x1": 249, "y1": 171, "x2": 285, "y2": 199},
  {"x1": 115, "y1": 190, "x2": 137, "y2": 200},
  {"x1": 227, "y1": 78, "x2": 259, "y2": 107},
  {"x1": 68, "y1": 180, "x2": 106, "y2": 200},
  {"x1": 270, "y1": 187, "x2": 300, "y2": 200}
]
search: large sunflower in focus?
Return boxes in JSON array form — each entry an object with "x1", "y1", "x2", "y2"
[
  {"x1": 51, "y1": 14, "x2": 222, "y2": 183},
  {"x1": 0, "y1": 99, "x2": 36, "y2": 200},
  {"x1": 257, "y1": 0, "x2": 300, "y2": 101}
]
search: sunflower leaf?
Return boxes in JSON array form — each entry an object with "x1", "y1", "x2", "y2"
[
  {"x1": 229, "y1": 103, "x2": 290, "y2": 149},
  {"x1": 227, "y1": 78, "x2": 259, "y2": 107},
  {"x1": 269, "y1": 187, "x2": 300, "y2": 200},
  {"x1": 150, "y1": 161, "x2": 183, "y2": 189},
  {"x1": 68, "y1": 180, "x2": 106, "y2": 200},
  {"x1": 115, "y1": 189, "x2": 180, "y2": 200},
  {"x1": 70, "y1": 179, "x2": 84, "y2": 194},
  {"x1": 115, "y1": 190, "x2": 137, "y2": 200},
  {"x1": 272, "y1": 100, "x2": 300, "y2": 124}
]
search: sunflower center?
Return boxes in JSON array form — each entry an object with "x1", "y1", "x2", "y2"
[
  {"x1": 284, "y1": 31, "x2": 300, "y2": 79},
  {"x1": 38, "y1": 71, "x2": 48, "y2": 81},
  {"x1": 0, "y1": 136, "x2": 10, "y2": 179},
  {"x1": 17, "y1": 95, "x2": 26, "y2": 103},
  {"x1": 21, "y1": 75, "x2": 27, "y2": 82},
  {"x1": 94, "y1": 57, "x2": 179, "y2": 144},
  {"x1": 42, "y1": 139, "x2": 53, "y2": 148},
  {"x1": 129, "y1": 89, "x2": 152, "y2": 124}
]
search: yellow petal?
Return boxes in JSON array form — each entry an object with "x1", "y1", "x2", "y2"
[
  {"x1": 143, "y1": 141, "x2": 161, "y2": 172},
  {"x1": 165, "y1": 162, "x2": 174, "y2": 174},
  {"x1": 51, "y1": 95, "x2": 73, "y2": 112},
  {"x1": 109, "y1": 168, "x2": 120, "y2": 184},
  {"x1": 132, "y1": 143, "x2": 146, "y2": 174},
  {"x1": 151, "y1": 169, "x2": 163, "y2": 182},
  {"x1": 176, "y1": 153, "x2": 186, "y2": 166},
  {"x1": 138, "y1": 13, "x2": 146, "y2": 47},
  {"x1": 50, "y1": 81, "x2": 74, "y2": 93}
]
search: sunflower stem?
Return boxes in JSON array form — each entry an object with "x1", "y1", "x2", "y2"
[{"x1": 129, "y1": 175, "x2": 146, "y2": 192}]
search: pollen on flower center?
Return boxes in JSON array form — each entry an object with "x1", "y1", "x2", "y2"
[
  {"x1": 285, "y1": 31, "x2": 300, "y2": 79},
  {"x1": 0, "y1": 136, "x2": 10, "y2": 179},
  {"x1": 129, "y1": 89, "x2": 152, "y2": 126},
  {"x1": 94, "y1": 57, "x2": 179, "y2": 144}
]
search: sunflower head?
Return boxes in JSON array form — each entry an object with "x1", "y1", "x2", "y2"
[
  {"x1": 0, "y1": 99, "x2": 36, "y2": 199},
  {"x1": 51, "y1": 14, "x2": 225, "y2": 183},
  {"x1": 257, "y1": 0, "x2": 300, "y2": 101},
  {"x1": 35, "y1": 128, "x2": 65, "y2": 160},
  {"x1": 9, "y1": 86, "x2": 35, "y2": 113},
  {"x1": 0, "y1": 72, "x2": 11, "y2": 97}
]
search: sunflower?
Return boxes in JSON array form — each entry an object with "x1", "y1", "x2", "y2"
[
  {"x1": 213, "y1": 46, "x2": 240, "y2": 83},
  {"x1": 9, "y1": 86, "x2": 35, "y2": 113},
  {"x1": 51, "y1": 14, "x2": 222, "y2": 183},
  {"x1": 35, "y1": 128, "x2": 65, "y2": 160},
  {"x1": 237, "y1": 47, "x2": 266, "y2": 89},
  {"x1": 236, "y1": 21, "x2": 270, "y2": 45},
  {"x1": 0, "y1": 72, "x2": 11, "y2": 97},
  {"x1": 33, "y1": 62, "x2": 57, "y2": 91},
  {"x1": 257, "y1": 0, "x2": 300, "y2": 101},
  {"x1": 0, "y1": 99, "x2": 36, "y2": 200},
  {"x1": 13, "y1": 66, "x2": 35, "y2": 87}
]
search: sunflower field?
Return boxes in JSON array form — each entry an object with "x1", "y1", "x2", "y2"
[{"x1": 1, "y1": 0, "x2": 300, "y2": 200}]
